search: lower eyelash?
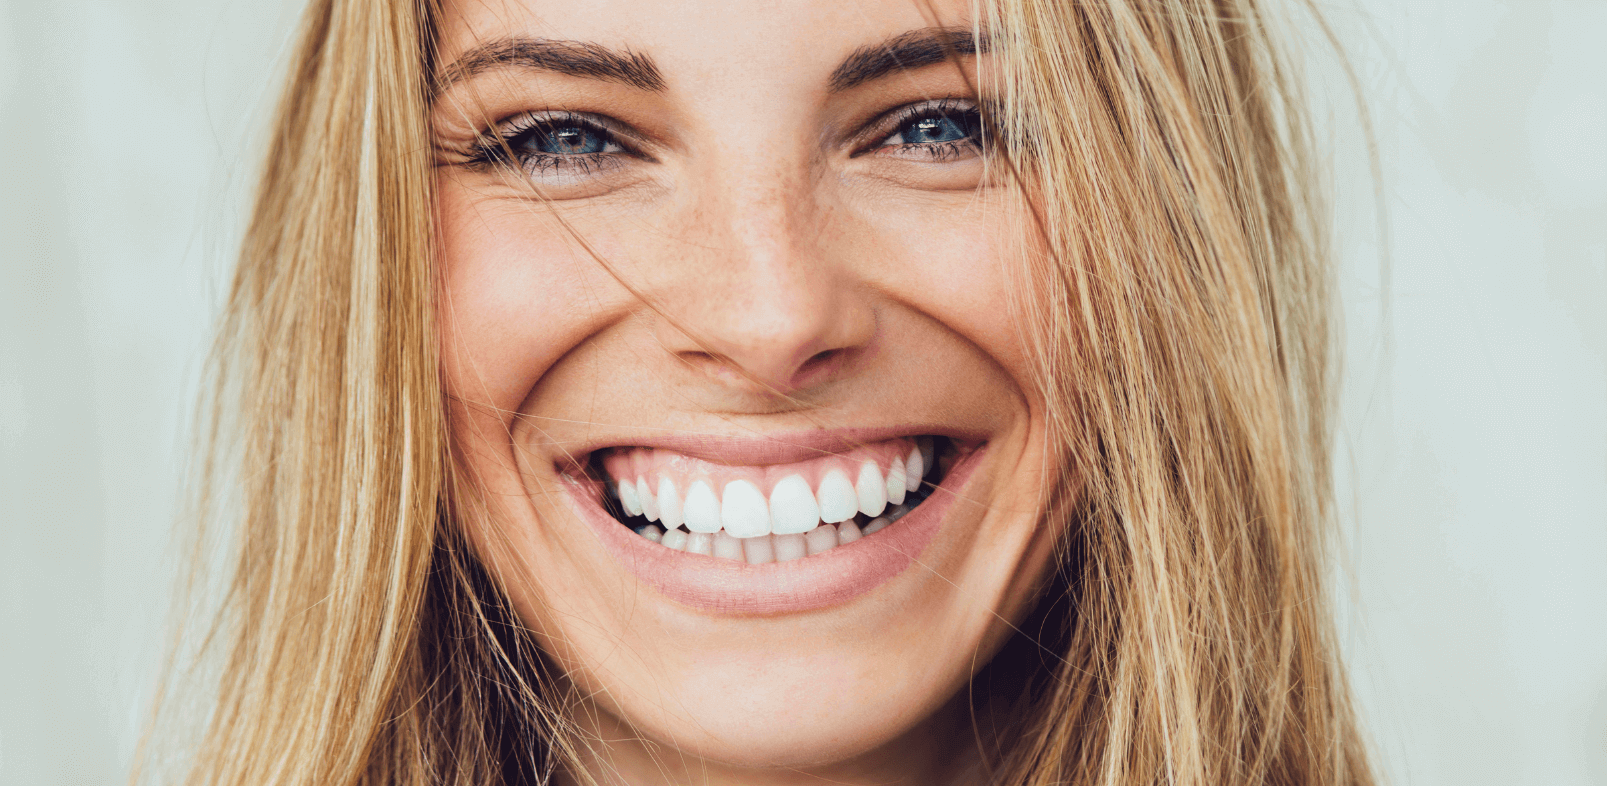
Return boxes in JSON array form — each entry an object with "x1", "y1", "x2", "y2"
[
  {"x1": 519, "y1": 152, "x2": 623, "y2": 176},
  {"x1": 899, "y1": 139, "x2": 979, "y2": 162}
]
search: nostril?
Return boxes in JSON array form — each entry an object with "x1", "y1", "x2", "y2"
[
  {"x1": 803, "y1": 349, "x2": 836, "y2": 369},
  {"x1": 789, "y1": 348, "x2": 848, "y2": 388}
]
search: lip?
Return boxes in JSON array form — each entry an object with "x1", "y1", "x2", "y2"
[
  {"x1": 557, "y1": 425, "x2": 986, "y2": 469},
  {"x1": 563, "y1": 440, "x2": 988, "y2": 615}
]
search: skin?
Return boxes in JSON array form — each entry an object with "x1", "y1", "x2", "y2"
[{"x1": 432, "y1": 0, "x2": 1061, "y2": 782}]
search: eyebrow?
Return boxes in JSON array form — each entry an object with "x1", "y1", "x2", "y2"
[
  {"x1": 440, "y1": 38, "x2": 666, "y2": 92},
  {"x1": 828, "y1": 27, "x2": 980, "y2": 93},
  {"x1": 436, "y1": 26, "x2": 979, "y2": 96}
]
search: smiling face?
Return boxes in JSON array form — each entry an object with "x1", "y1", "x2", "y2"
[{"x1": 432, "y1": 0, "x2": 1060, "y2": 781}]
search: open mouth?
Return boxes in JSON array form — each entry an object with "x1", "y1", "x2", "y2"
[{"x1": 571, "y1": 435, "x2": 972, "y2": 565}]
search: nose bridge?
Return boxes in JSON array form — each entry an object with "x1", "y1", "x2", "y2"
[{"x1": 655, "y1": 151, "x2": 871, "y2": 395}]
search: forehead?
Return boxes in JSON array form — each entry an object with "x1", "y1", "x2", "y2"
[{"x1": 437, "y1": 0, "x2": 974, "y2": 87}]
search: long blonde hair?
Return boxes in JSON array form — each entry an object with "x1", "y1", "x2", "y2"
[{"x1": 145, "y1": 0, "x2": 1374, "y2": 783}]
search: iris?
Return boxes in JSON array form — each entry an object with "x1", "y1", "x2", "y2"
[
  {"x1": 522, "y1": 122, "x2": 610, "y2": 155},
  {"x1": 898, "y1": 112, "x2": 978, "y2": 144}
]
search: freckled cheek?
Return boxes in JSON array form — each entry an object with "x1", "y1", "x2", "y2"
[
  {"x1": 863, "y1": 203, "x2": 1034, "y2": 385},
  {"x1": 435, "y1": 188, "x2": 635, "y2": 415}
]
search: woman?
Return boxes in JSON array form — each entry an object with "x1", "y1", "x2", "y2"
[{"x1": 151, "y1": 0, "x2": 1374, "y2": 783}]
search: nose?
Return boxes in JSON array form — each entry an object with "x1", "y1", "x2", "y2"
[{"x1": 651, "y1": 169, "x2": 874, "y2": 397}]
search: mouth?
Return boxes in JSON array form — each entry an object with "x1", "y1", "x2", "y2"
[{"x1": 557, "y1": 431, "x2": 985, "y2": 614}]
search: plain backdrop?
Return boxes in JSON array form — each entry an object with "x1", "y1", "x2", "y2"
[{"x1": 1, "y1": 0, "x2": 1603, "y2": 783}]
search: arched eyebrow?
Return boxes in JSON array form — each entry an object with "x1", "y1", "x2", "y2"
[
  {"x1": 828, "y1": 27, "x2": 980, "y2": 92},
  {"x1": 435, "y1": 26, "x2": 980, "y2": 96},
  {"x1": 439, "y1": 38, "x2": 667, "y2": 92}
]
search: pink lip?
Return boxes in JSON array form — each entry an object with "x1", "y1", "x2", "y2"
[
  {"x1": 565, "y1": 444, "x2": 987, "y2": 615},
  {"x1": 560, "y1": 425, "x2": 984, "y2": 468}
]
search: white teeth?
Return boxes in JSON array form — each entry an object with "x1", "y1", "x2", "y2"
[
  {"x1": 837, "y1": 519, "x2": 863, "y2": 543},
  {"x1": 661, "y1": 528, "x2": 689, "y2": 551},
  {"x1": 885, "y1": 456, "x2": 907, "y2": 505},
  {"x1": 713, "y1": 531, "x2": 745, "y2": 561},
  {"x1": 773, "y1": 533, "x2": 807, "y2": 562},
  {"x1": 805, "y1": 524, "x2": 839, "y2": 555},
  {"x1": 627, "y1": 438, "x2": 945, "y2": 560},
  {"x1": 636, "y1": 477, "x2": 659, "y2": 522},
  {"x1": 721, "y1": 479, "x2": 771, "y2": 538},
  {"x1": 683, "y1": 480, "x2": 721, "y2": 533},
  {"x1": 768, "y1": 474, "x2": 821, "y2": 535},
  {"x1": 685, "y1": 532, "x2": 714, "y2": 556},
  {"x1": 904, "y1": 447, "x2": 923, "y2": 492},
  {"x1": 657, "y1": 477, "x2": 683, "y2": 530},
  {"x1": 856, "y1": 462, "x2": 888, "y2": 517},
  {"x1": 743, "y1": 535, "x2": 776, "y2": 564},
  {"x1": 816, "y1": 469, "x2": 858, "y2": 524},
  {"x1": 619, "y1": 480, "x2": 643, "y2": 517}
]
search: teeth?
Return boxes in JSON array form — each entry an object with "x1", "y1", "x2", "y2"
[
  {"x1": 743, "y1": 535, "x2": 776, "y2": 564},
  {"x1": 685, "y1": 531, "x2": 715, "y2": 556},
  {"x1": 856, "y1": 462, "x2": 888, "y2": 517},
  {"x1": 657, "y1": 477, "x2": 683, "y2": 530},
  {"x1": 713, "y1": 531, "x2": 745, "y2": 561},
  {"x1": 661, "y1": 528, "x2": 689, "y2": 551},
  {"x1": 619, "y1": 480, "x2": 643, "y2": 517},
  {"x1": 805, "y1": 524, "x2": 839, "y2": 555},
  {"x1": 885, "y1": 456, "x2": 907, "y2": 505},
  {"x1": 721, "y1": 479, "x2": 771, "y2": 538},
  {"x1": 773, "y1": 533, "x2": 807, "y2": 562},
  {"x1": 683, "y1": 480, "x2": 721, "y2": 533},
  {"x1": 904, "y1": 447, "x2": 923, "y2": 493},
  {"x1": 620, "y1": 436, "x2": 947, "y2": 561},
  {"x1": 816, "y1": 469, "x2": 858, "y2": 524},
  {"x1": 636, "y1": 477, "x2": 659, "y2": 522},
  {"x1": 768, "y1": 474, "x2": 821, "y2": 535},
  {"x1": 837, "y1": 519, "x2": 862, "y2": 543}
]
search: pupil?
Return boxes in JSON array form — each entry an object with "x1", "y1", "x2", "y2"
[
  {"x1": 906, "y1": 115, "x2": 970, "y2": 144},
  {"x1": 532, "y1": 124, "x2": 603, "y2": 155}
]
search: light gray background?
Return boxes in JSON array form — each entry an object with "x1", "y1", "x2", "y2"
[{"x1": 1, "y1": 1, "x2": 1602, "y2": 783}]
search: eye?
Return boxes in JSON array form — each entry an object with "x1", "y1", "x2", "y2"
[
  {"x1": 886, "y1": 112, "x2": 979, "y2": 146},
  {"x1": 471, "y1": 110, "x2": 636, "y2": 174},
  {"x1": 512, "y1": 119, "x2": 620, "y2": 156},
  {"x1": 863, "y1": 100, "x2": 987, "y2": 162}
]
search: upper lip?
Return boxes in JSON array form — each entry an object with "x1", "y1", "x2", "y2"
[{"x1": 556, "y1": 425, "x2": 983, "y2": 468}]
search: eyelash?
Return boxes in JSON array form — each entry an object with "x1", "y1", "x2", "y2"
[
  {"x1": 856, "y1": 98, "x2": 986, "y2": 162},
  {"x1": 465, "y1": 99, "x2": 987, "y2": 175},
  {"x1": 467, "y1": 110, "x2": 637, "y2": 175}
]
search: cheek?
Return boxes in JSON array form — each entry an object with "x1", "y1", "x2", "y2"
[
  {"x1": 436, "y1": 182, "x2": 634, "y2": 416},
  {"x1": 855, "y1": 191, "x2": 1034, "y2": 389}
]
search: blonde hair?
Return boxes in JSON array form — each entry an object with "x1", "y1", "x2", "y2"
[{"x1": 144, "y1": 0, "x2": 1374, "y2": 784}]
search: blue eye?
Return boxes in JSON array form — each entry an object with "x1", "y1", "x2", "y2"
[
  {"x1": 516, "y1": 122, "x2": 614, "y2": 155},
  {"x1": 878, "y1": 104, "x2": 984, "y2": 152},
  {"x1": 901, "y1": 115, "x2": 971, "y2": 144}
]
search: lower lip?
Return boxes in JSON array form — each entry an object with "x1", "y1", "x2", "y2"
[{"x1": 565, "y1": 445, "x2": 987, "y2": 615}]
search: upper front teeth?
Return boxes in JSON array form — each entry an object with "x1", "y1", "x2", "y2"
[
  {"x1": 768, "y1": 475, "x2": 820, "y2": 535},
  {"x1": 606, "y1": 438, "x2": 937, "y2": 542}
]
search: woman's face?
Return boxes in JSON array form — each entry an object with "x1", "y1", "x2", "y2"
[{"x1": 434, "y1": 0, "x2": 1058, "y2": 780}]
